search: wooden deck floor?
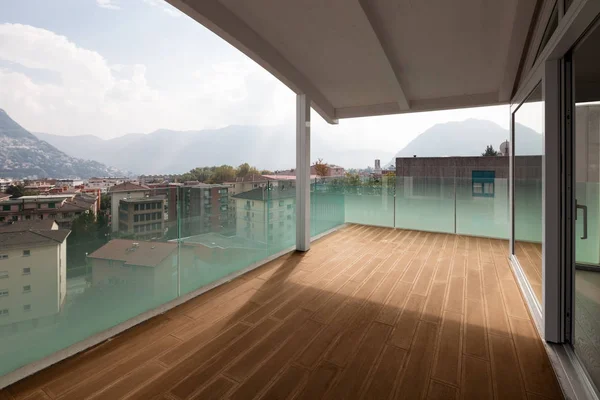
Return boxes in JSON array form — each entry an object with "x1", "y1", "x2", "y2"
[{"x1": 1, "y1": 225, "x2": 563, "y2": 400}]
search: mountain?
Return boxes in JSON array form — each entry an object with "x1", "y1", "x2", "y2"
[
  {"x1": 385, "y1": 119, "x2": 542, "y2": 167},
  {"x1": 0, "y1": 109, "x2": 125, "y2": 179},
  {"x1": 34, "y1": 126, "x2": 392, "y2": 174}
]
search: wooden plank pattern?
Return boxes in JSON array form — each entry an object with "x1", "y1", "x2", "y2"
[{"x1": 1, "y1": 227, "x2": 563, "y2": 400}]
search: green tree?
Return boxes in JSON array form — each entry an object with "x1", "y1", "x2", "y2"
[
  {"x1": 210, "y1": 165, "x2": 236, "y2": 183},
  {"x1": 236, "y1": 163, "x2": 260, "y2": 178},
  {"x1": 482, "y1": 145, "x2": 499, "y2": 156},
  {"x1": 6, "y1": 184, "x2": 24, "y2": 198},
  {"x1": 260, "y1": 169, "x2": 273, "y2": 175}
]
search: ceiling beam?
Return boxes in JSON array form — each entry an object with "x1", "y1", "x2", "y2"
[
  {"x1": 336, "y1": 92, "x2": 501, "y2": 119},
  {"x1": 168, "y1": 0, "x2": 338, "y2": 124},
  {"x1": 358, "y1": 0, "x2": 410, "y2": 111},
  {"x1": 499, "y1": 0, "x2": 541, "y2": 102}
]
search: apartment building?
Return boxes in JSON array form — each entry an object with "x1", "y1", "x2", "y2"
[
  {"x1": 0, "y1": 193, "x2": 98, "y2": 228},
  {"x1": 85, "y1": 177, "x2": 128, "y2": 194},
  {"x1": 87, "y1": 239, "x2": 177, "y2": 296},
  {"x1": 117, "y1": 196, "x2": 165, "y2": 240},
  {"x1": 179, "y1": 182, "x2": 230, "y2": 237},
  {"x1": 232, "y1": 186, "x2": 295, "y2": 245},
  {"x1": 108, "y1": 182, "x2": 150, "y2": 233},
  {"x1": 0, "y1": 220, "x2": 69, "y2": 330}
]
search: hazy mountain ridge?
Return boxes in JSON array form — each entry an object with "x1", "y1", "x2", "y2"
[
  {"x1": 385, "y1": 119, "x2": 542, "y2": 167},
  {"x1": 34, "y1": 126, "x2": 393, "y2": 174},
  {"x1": 0, "y1": 109, "x2": 125, "y2": 179}
]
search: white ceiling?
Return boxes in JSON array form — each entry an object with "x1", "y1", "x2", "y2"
[{"x1": 170, "y1": 0, "x2": 537, "y2": 123}]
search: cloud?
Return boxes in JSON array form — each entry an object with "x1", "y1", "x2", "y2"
[
  {"x1": 142, "y1": 0, "x2": 182, "y2": 17},
  {"x1": 96, "y1": 0, "x2": 120, "y2": 10},
  {"x1": 0, "y1": 23, "x2": 293, "y2": 138}
]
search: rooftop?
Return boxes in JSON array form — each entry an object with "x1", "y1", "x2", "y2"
[
  {"x1": 1, "y1": 225, "x2": 562, "y2": 399},
  {"x1": 119, "y1": 196, "x2": 166, "y2": 204},
  {"x1": 109, "y1": 182, "x2": 150, "y2": 193},
  {"x1": 0, "y1": 223, "x2": 69, "y2": 249},
  {"x1": 233, "y1": 187, "x2": 296, "y2": 201},
  {"x1": 87, "y1": 239, "x2": 177, "y2": 268}
]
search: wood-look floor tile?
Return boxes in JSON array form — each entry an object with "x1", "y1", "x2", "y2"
[
  {"x1": 460, "y1": 355, "x2": 492, "y2": 400},
  {"x1": 188, "y1": 377, "x2": 235, "y2": 400},
  {"x1": 422, "y1": 281, "x2": 448, "y2": 324},
  {"x1": 326, "y1": 322, "x2": 391, "y2": 400},
  {"x1": 509, "y1": 317, "x2": 562, "y2": 399},
  {"x1": 231, "y1": 312, "x2": 316, "y2": 381},
  {"x1": 427, "y1": 380, "x2": 458, "y2": 400},
  {"x1": 376, "y1": 281, "x2": 412, "y2": 326},
  {"x1": 500, "y1": 278, "x2": 530, "y2": 320},
  {"x1": 259, "y1": 365, "x2": 309, "y2": 400},
  {"x1": 92, "y1": 362, "x2": 164, "y2": 400},
  {"x1": 446, "y1": 277, "x2": 465, "y2": 314},
  {"x1": 389, "y1": 293, "x2": 427, "y2": 349},
  {"x1": 362, "y1": 345, "x2": 407, "y2": 400},
  {"x1": 394, "y1": 321, "x2": 438, "y2": 399},
  {"x1": 168, "y1": 318, "x2": 281, "y2": 399},
  {"x1": 489, "y1": 334, "x2": 527, "y2": 400},
  {"x1": 296, "y1": 362, "x2": 340, "y2": 400},
  {"x1": 432, "y1": 311, "x2": 463, "y2": 386},
  {"x1": 464, "y1": 299, "x2": 488, "y2": 360},
  {"x1": 229, "y1": 318, "x2": 321, "y2": 400}
]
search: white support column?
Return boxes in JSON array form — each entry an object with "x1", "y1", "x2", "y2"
[{"x1": 296, "y1": 94, "x2": 311, "y2": 251}]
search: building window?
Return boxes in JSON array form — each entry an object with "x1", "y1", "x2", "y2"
[
  {"x1": 0, "y1": 271, "x2": 7, "y2": 279},
  {"x1": 24, "y1": 304, "x2": 31, "y2": 312},
  {"x1": 23, "y1": 250, "x2": 31, "y2": 257},
  {"x1": 472, "y1": 171, "x2": 495, "y2": 198},
  {"x1": 23, "y1": 285, "x2": 31, "y2": 293},
  {"x1": 48, "y1": 202, "x2": 55, "y2": 209},
  {"x1": 22, "y1": 267, "x2": 31, "y2": 275},
  {"x1": 0, "y1": 255, "x2": 7, "y2": 260},
  {"x1": 0, "y1": 289, "x2": 8, "y2": 297},
  {"x1": 0, "y1": 309, "x2": 8, "y2": 316},
  {"x1": 2, "y1": 205, "x2": 9, "y2": 211}
]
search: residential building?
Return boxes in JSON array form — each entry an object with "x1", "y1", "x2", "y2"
[
  {"x1": 0, "y1": 179, "x2": 13, "y2": 193},
  {"x1": 0, "y1": 220, "x2": 69, "y2": 329},
  {"x1": 85, "y1": 177, "x2": 128, "y2": 194},
  {"x1": 232, "y1": 186, "x2": 295, "y2": 245},
  {"x1": 87, "y1": 239, "x2": 177, "y2": 296},
  {"x1": 108, "y1": 182, "x2": 150, "y2": 233},
  {"x1": 0, "y1": 193, "x2": 98, "y2": 228},
  {"x1": 117, "y1": 196, "x2": 165, "y2": 240},
  {"x1": 179, "y1": 183, "x2": 231, "y2": 237}
]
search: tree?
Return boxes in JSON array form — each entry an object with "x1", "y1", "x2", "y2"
[
  {"x1": 314, "y1": 158, "x2": 329, "y2": 177},
  {"x1": 260, "y1": 169, "x2": 273, "y2": 175},
  {"x1": 210, "y1": 165, "x2": 236, "y2": 183},
  {"x1": 482, "y1": 145, "x2": 499, "y2": 156},
  {"x1": 6, "y1": 184, "x2": 24, "y2": 198},
  {"x1": 236, "y1": 163, "x2": 260, "y2": 178}
]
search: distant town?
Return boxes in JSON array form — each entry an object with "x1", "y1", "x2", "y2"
[{"x1": 0, "y1": 159, "x2": 395, "y2": 330}]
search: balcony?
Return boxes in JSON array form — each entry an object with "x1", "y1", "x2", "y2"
[{"x1": 1, "y1": 224, "x2": 561, "y2": 399}]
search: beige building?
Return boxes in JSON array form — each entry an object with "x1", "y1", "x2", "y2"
[
  {"x1": 87, "y1": 239, "x2": 177, "y2": 296},
  {"x1": 109, "y1": 182, "x2": 150, "y2": 233},
  {"x1": 0, "y1": 220, "x2": 69, "y2": 329},
  {"x1": 233, "y1": 187, "x2": 295, "y2": 244},
  {"x1": 117, "y1": 197, "x2": 165, "y2": 240}
]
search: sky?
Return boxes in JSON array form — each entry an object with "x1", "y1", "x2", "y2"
[{"x1": 0, "y1": 0, "x2": 540, "y2": 158}]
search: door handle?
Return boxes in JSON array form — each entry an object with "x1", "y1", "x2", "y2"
[{"x1": 576, "y1": 201, "x2": 588, "y2": 240}]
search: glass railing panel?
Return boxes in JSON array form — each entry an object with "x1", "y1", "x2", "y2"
[
  {"x1": 455, "y1": 178, "x2": 509, "y2": 239},
  {"x1": 514, "y1": 178, "x2": 543, "y2": 243},
  {"x1": 310, "y1": 179, "x2": 346, "y2": 236},
  {"x1": 266, "y1": 181, "x2": 296, "y2": 254},
  {"x1": 395, "y1": 176, "x2": 455, "y2": 233},
  {"x1": 0, "y1": 191, "x2": 179, "y2": 376},
  {"x1": 178, "y1": 183, "x2": 272, "y2": 296}
]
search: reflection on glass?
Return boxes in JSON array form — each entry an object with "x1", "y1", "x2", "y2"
[
  {"x1": 513, "y1": 83, "x2": 544, "y2": 303},
  {"x1": 573, "y1": 23, "x2": 600, "y2": 390}
]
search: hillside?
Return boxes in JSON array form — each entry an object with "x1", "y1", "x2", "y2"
[
  {"x1": 34, "y1": 127, "x2": 392, "y2": 174},
  {"x1": 0, "y1": 109, "x2": 125, "y2": 179},
  {"x1": 385, "y1": 119, "x2": 541, "y2": 167}
]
